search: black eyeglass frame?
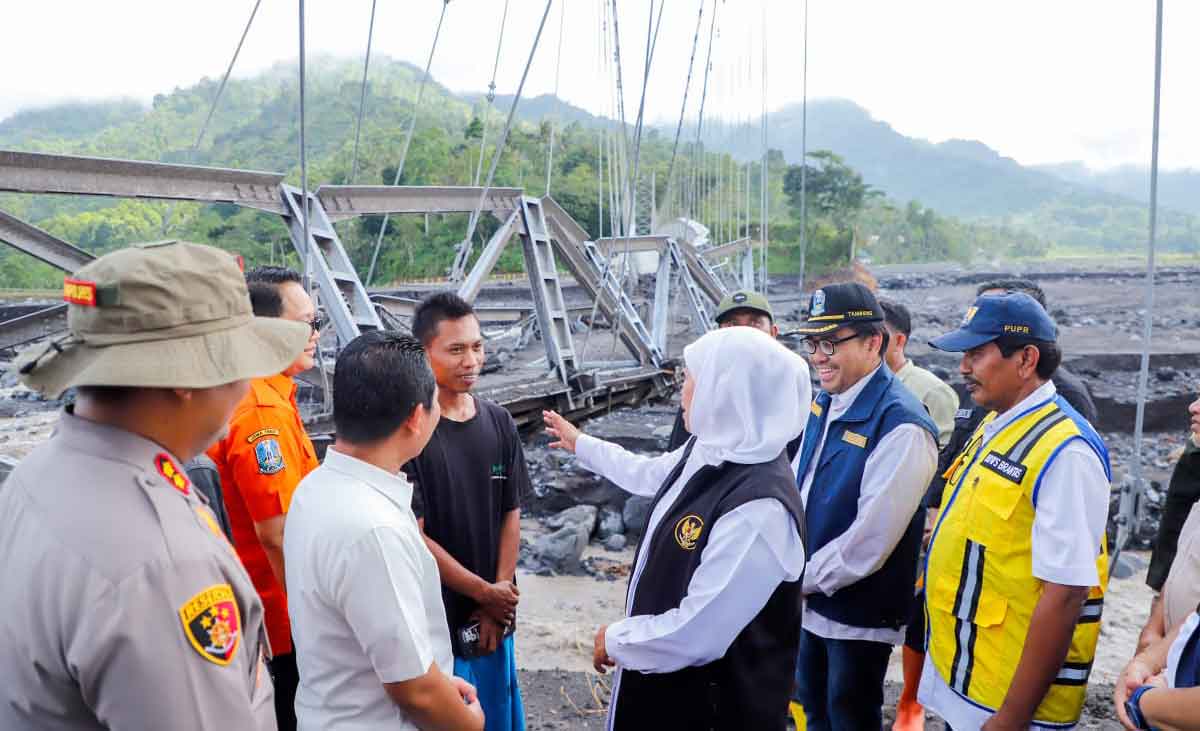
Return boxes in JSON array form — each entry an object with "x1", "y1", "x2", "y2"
[{"x1": 801, "y1": 332, "x2": 864, "y2": 356}]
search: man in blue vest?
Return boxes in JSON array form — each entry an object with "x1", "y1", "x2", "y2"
[{"x1": 792, "y1": 282, "x2": 939, "y2": 731}]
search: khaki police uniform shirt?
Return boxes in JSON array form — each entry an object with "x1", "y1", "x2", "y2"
[{"x1": 0, "y1": 409, "x2": 276, "y2": 731}]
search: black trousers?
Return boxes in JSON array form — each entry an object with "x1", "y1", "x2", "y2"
[
  {"x1": 794, "y1": 628, "x2": 893, "y2": 731},
  {"x1": 268, "y1": 651, "x2": 298, "y2": 731}
]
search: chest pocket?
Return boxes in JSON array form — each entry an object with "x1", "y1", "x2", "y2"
[{"x1": 963, "y1": 469, "x2": 1028, "y2": 552}]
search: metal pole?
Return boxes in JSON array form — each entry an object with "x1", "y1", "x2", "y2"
[{"x1": 1113, "y1": 0, "x2": 1164, "y2": 576}]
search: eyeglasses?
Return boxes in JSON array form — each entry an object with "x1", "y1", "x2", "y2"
[
  {"x1": 307, "y1": 314, "x2": 326, "y2": 334},
  {"x1": 801, "y1": 332, "x2": 863, "y2": 356}
]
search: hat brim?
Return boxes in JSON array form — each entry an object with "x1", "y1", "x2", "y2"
[
  {"x1": 715, "y1": 305, "x2": 773, "y2": 324},
  {"x1": 16, "y1": 317, "x2": 311, "y2": 398},
  {"x1": 928, "y1": 328, "x2": 996, "y2": 353}
]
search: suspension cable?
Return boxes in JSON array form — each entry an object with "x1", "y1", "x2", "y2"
[
  {"x1": 474, "y1": 0, "x2": 511, "y2": 187},
  {"x1": 365, "y1": 0, "x2": 451, "y2": 286},
  {"x1": 162, "y1": 0, "x2": 263, "y2": 233},
  {"x1": 796, "y1": 0, "x2": 810, "y2": 295},
  {"x1": 760, "y1": 1, "x2": 769, "y2": 293},
  {"x1": 453, "y1": 0, "x2": 555, "y2": 279},
  {"x1": 662, "y1": 0, "x2": 705, "y2": 222},
  {"x1": 349, "y1": 0, "x2": 378, "y2": 184},
  {"x1": 544, "y1": 0, "x2": 566, "y2": 196},
  {"x1": 1113, "y1": 0, "x2": 1164, "y2": 575}
]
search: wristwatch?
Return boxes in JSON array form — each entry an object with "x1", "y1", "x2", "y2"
[{"x1": 1124, "y1": 684, "x2": 1157, "y2": 731}]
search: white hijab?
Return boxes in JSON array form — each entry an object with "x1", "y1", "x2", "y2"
[{"x1": 682, "y1": 326, "x2": 811, "y2": 465}]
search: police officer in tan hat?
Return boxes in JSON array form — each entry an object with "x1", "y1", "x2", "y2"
[{"x1": 0, "y1": 241, "x2": 310, "y2": 731}]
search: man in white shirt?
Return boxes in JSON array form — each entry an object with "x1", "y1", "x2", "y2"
[
  {"x1": 284, "y1": 331, "x2": 484, "y2": 731},
  {"x1": 920, "y1": 293, "x2": 1110, "y2": 730},
  {"x1": 791, "y1": 283, "x2": 939, "y2": 731}
]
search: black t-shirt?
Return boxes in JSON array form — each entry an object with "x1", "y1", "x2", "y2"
[
  {"x1": 925, "y1": 365, "x2": 1099, "y2": 509},
  {"x1": 402, "y1": 397, "x2": 530, "y2": 631}
]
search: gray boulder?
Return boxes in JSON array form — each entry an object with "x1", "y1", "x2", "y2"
[
  {"x1": 603, "y1": 534, "x2": 627, "y2": 551},
  {"x1": 597, "y1": 507, "x2": 625, "y2": 540},
  {"x1": 543, "y1": 505, "x2": 598, "y2": 538},
  {"x1": 622, "y1": 496, "x2": 653, "y2": 537},
  {"x1": 526, "y1": 523, "x2": 590, "y2": 574}
]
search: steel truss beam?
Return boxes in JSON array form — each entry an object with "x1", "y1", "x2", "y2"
[
  {"x1": 0, "y1": 150, "x2": 286, "y2": 213},
  {"x1": 316, "y1": 185, "x2": 525, "y2": 222},
  {"x1": 594, "y1": 235, "x2": 668, "y2": 254},
  {"x1": 0, "y1": 208, "x2": 94, "y2": 273},
  {"x1": 700, "y1": 237, "x2": 754, "y2": 260}
]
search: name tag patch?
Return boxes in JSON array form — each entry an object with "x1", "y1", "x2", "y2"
[
  {"x1": 842, "y1": 430, "x2": 868, "y2": 448},
  {"x1": 980, "y1": 450, "x2": 1027, "y2": 484}
]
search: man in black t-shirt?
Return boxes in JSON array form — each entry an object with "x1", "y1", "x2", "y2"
[{"x1": 404, "y1": 292, "x2": 530, "y2": 731}]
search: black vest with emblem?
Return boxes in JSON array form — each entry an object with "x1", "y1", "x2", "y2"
[{"x1": 612, "y1": 439, "x2": 806, "y2": 731}]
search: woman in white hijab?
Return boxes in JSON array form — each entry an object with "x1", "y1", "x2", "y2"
[{"x1": 543, "y1": 326, "x2": 811, "y2": 731}]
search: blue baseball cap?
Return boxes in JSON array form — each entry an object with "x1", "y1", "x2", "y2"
[{"x1": 929, "y1": 292, "x2": 1057, "y2": 352}]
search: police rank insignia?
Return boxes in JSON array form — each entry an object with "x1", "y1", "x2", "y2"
[
  {"x1": 155, "y1": 453, "x2": 189, "y2": 495},
  {"x1": 179, "y1": 584, "x2": 241, "y2": 665},
  {"x1": 674, "y1": 514, "x2": 704, "y2": 550},
  {"x1": 254, "y1": 439, "x2": 285, "y2": 475}
]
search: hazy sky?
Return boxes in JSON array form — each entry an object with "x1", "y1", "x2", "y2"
[{"x1": 3, "y1": 1, "x2": 1196, "y2": 170}]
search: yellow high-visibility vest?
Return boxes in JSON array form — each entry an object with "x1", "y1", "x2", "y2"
[{"x1": 925, "y1": 397, "x2": 1108, "y2": 726}]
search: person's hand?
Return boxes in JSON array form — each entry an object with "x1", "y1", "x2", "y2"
[
  {"x1": 472, "y1": 612, "x2": 504, "y2": 656},
  {"x1": 1115, "y1": 656, "x2": 1158, "y2": 729},
  {"x1": 475, "y1": 580, "x2": 519, "y2": 618},
  {"x1": 482, "y1": 600, "x2": 516, "y2": 627},
  {"x1": 452, "y1": 677, "x2": 485, "y2": 726},
  {"x1": 543, "y1": 410, "x2": 582, "y2": 453},
  {"x1": 452, "y1": 676, "x2": 478, "y2": 705},
  {"x1": 593, "y1": 625, "x2": 615, "y2": 674},
  {"x1": 981, "y1": 712, "x2": 1029, "y2": 731}
]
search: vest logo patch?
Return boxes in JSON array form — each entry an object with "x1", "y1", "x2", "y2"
[
  {"x1": 674, "y1": 514, "x2": 704, "y2": 550},
  {"x1": 956, "y1": 408, "x2": 974, "y2": 420},
  {"x1": 980, "y1": 450, "x2": 1027, "y2": 484},
  {"x1": 842, "y1": 430, "x2": 868, "y2": 448},
  {"x1": 179, "y1": 584, "x2": 241, "y2": 666},
  {"x1": 811, "y1": 402, "x2": 823, "y2": 417}
]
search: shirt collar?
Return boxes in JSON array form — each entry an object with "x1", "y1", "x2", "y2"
[
  {"x1": 895, "y1": 360, "x2": 913, "y2": 379},
  {"x1": 830, "y1": 363, "x2": 884, "y2": 415},
  {"x1": 983, "y1": 380, "x2": 1058, "y2": 440},
  {"x1": 322, "y1": 447, "x2": 414, "y2": 510},
  {"x1": 260, "y1": 373, "x2": 297, "y2": 402},
  {"x1": 54, "y1": 407, "x2": 190, "y2": 489}
]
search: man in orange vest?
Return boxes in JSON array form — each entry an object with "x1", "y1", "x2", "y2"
[{"x1": 208, "y1": 266, "x2": 321, "y2": 731}]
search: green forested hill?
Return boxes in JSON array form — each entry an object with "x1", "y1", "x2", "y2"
[{"x1": 0, "y1": 56, "x2": 1094, "y2": 288}]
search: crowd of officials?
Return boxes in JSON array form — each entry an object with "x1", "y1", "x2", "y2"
[{"x1": 1, "y1": 239, "x2": 1199, "y2": 731}]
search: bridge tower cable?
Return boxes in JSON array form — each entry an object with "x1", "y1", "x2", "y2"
[
  {"x1": 544, "y1": 0, "x2": 566, "y2": 196},
  {"x1": 797, "y1": 0, "x2": 810, "y2": 296},
  {"x1": 348, "y1": 0, "x2": 378, "y2": 185},
  {"x1": 366, "y1": 0, "x2": 452, "y2": 286},
  {"x1": 474, "y1": 0, "x2": 511, "y2": 188}
]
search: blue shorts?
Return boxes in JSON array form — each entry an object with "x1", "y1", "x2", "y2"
[{"x1": 454, "y1": 634, "x2": 525, "y2": 731}]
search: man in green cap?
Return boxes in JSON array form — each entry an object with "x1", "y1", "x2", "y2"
[
  {"x1": 667, "y1": 289, "x2": 802, "y2": 457},
  {"x1": 0, "y1": 241, "x2": 310, "y2": 731}
]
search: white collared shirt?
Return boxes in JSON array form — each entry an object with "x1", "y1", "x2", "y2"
[
  {"x1": 919, "y1": 380, "x2": 1111, "y2": 730},
  {"x1": 284, "y1": 448, "x2": 454, "y2": 731},
  {"x1": 798, "y1": 365, "x2": 939, "y2": 645}
]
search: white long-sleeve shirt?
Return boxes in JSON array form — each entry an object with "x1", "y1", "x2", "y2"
[
  {"x1": 575, "y1": 434, "x2": 806, "y2": 672},
  {"x1": 798, "y1": 365, "x2": 939, "y2": 645}
]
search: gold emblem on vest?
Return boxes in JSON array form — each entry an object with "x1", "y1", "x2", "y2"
[
  {"x1": 674, "y1": 514, "x2": 704, "y2": 550},
  {"x1": 842, "y1": 430, "x2": 868, "y2": 448}
]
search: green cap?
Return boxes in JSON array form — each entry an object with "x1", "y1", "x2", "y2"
[{"x1": 714, "y1": 289, "x2": 773, "y2": 324}]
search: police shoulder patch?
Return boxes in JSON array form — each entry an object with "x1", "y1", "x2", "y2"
[
  {"x1": 179, "y1": 584, "x2": 241, "y2": 666},
  {"x1": 154, "y1": 453, "x2": 190, "y2": 495},
  {"x1": 254, "y1": 439, "x2": 285, "y2": 475}
]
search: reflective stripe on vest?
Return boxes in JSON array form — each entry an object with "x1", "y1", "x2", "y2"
[{"x1": 925, "y1": 398, "x2": 1108, "y2": 726}]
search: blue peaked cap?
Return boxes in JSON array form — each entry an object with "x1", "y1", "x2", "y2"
[{"x1": 929, "y1": 292, "x2": 1057, "y2": 352}]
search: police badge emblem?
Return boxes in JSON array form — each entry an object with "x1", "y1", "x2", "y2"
[
  {"x1": 962, "y1": 305, "x2": 979, "y2": 326},
  {"x1": 811, "y1": 289, "x2": 826, "y2": 317},
  {"x1": 179, "y1": 584, "x2": 242, "y2": 665},
  {"x1": 254, "y1": 438, "x2": 285, "y2": 475}
]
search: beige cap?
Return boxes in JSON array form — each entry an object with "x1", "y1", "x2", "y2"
[{"x1": 14, "y1": 241, "x2": 310, "y2": 398}]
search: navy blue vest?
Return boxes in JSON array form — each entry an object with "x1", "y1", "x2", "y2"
[{"x1": 794, "y1": 365, "x2": 937, "y2": 630}]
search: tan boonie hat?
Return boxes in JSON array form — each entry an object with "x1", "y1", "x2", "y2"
[{"x1": 15, "y1": 241, "x2": 310, "y2": 398}]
